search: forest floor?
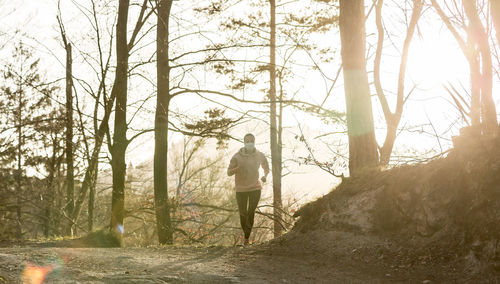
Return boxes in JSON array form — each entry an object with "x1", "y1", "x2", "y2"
[{"x1": 0, "y1": 237, "x2": 494, "y2": 284}]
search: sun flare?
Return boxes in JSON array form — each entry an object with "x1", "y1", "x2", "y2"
[{"x1": 408, "y1": 35, "x2": 469, "y2": 89}]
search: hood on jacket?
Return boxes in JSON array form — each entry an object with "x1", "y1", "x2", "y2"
[{"x1": 238, "y1": 147, "x2": 257, "y2": 157}]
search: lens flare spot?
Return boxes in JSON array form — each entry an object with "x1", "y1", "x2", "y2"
[
  {"x1": 21, "y1": 263, "x2": 54, "y2": 284},
  {"x1": 116, "y1": 224, "x2": 124, "y2": 234}
]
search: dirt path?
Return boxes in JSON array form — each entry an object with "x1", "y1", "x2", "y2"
[
  {"x1": 0, "y1": 245, "x2": 385, "y2": 283},
  {"x1": 0, "y1": 241, "x2": 496, "y2": 283}
]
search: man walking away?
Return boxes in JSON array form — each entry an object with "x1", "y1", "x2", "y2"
[{"x1": 227, "y1": 133, "x2": 269, "y2": 246}]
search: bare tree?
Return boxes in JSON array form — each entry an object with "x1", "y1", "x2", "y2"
[
  {"x1": 462, "y1": 0, "x2": 497, "y2": 130},
  {"x1": 109, "y1": 0, "x2": 131, "y2": 240},
  {"x1": 268, "y1": 0, "x2": 282, "y2": 238},
  {"x1": 57, "y1": 14, "x2": 75, "y2": 236},
  {"x1": 374, "y1": 0, "x2": 423, "y2": 166},
  {"x1": 68, "y1": 18, "x2": 119, "y2": 233},
  {"x1": 430, "y1": 0, "x2": 497, "y2": 133},
  {"x1": 65, "y1": 0, "x2": 114, "y2": 233},
  {"x1": 55, "y1": 0, "x2": 154, "y2": 236},
  {"x1": 492, "y1": 0, "x2": 500, "y2": 46}
]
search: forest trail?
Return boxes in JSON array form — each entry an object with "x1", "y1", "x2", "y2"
[
  {"x1": 1, "y1": 245, "x2": 366, "y2": 283},
  {"x1": 0, "y1": 241, "x2": 483, "y2": 283},
  {"x1": 0, "y1": 245, "x2": 357, "y2": 283}
]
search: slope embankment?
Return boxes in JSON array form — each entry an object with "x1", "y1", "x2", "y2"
[{"x1": 277, "y1": 130, "x2": 500, "y2": 280}]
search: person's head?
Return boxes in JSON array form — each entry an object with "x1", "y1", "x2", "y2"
[{"x1": 243, "y1": 133, "x2": 255, "y2": 151}]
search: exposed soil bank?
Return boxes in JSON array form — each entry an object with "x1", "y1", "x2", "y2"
[{"x1": 285, "y1": 131, "x2": 500, "y2": 281}]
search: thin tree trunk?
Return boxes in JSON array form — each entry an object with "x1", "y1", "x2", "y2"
[
  {"x1": 16, "y1": 91, "x2": 22, "y2": 241},
  {"x1": 491, "y1": 0, "x2": 500, "y2": 48},
  {"x1": 278, "y1": 68, "x2": 284, "y2": 233},
  {"x1": 54, "y1": 167, "x2": 63, "y2": 233},
  {"x1": 377, "y1": 0, "x2": 422, "y2": 166},
  {"x1": 88, "y1": 161, "x2": 97, "y2": 232},
  {"x1": 154, "y1": 0, "x2": 174, "y2": 245},
  {"x1": 269, "y1": 0, "x2": 282, "y2": 238},
  {"x1": 463, "y1": 0, "x2": 497, "y2": 131},
  {"x1": 339, "y1": 0, "x2": 379, "y2": 175},
  {"x1": 430, "y1": 0, "x2": 481, "y2": 128},
  {"x1": 57, "y1": 14, "x2": 105, "y2": 233},
  {"x1": 71, "y1": 117, "x2": 110, "y2": 225},
  {"x1": 278, "y1": 74, "x2": 284, "y2": 166},
  {"x1": 44, "y1": 188, "x2": 52, "y2": 237},
  {"x1": 57, "y1": 15, "x2": 75, "y2": 235},
  {"x1": 110, "y1": 0, "x2": 130, "y2": 239},
  {"x1": 44, "y1": 136, "x2": 58, "y2": 237},
  {"x1": 64, "y1": 43, "x2": 75, "y2": 236}
]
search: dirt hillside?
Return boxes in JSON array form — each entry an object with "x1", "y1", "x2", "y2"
[{"x1": 273, "y1": 130, "x2": 500, "y2": 281}]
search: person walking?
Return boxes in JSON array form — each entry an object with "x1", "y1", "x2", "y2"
[{"x1": 227, "y1": 133, "x2": 269, "y2": 246}]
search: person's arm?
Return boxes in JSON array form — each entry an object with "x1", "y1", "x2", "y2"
[
  {"x1": 260, "y1": 152, "x2": 270, "y2": 182},
  {"x1": 227, "y1": 155, "x2": 239, "y2": 176}
]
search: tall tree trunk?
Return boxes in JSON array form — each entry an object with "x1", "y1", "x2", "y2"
[
  {"x1": 463, "y1": 0, "x2": 497, "y2": 131},
  {"x1": 339, "y1": 0, "x2": 379, "y2": 175},
  {"x1": 110, "y1": 0, "x2": 130, "y2": 239},
  {"x1": 277, "y1": 68, "x2": 284, "y2": 234},
  {"x1": 64, "y1": 42, "x2": 75, "y2": 236},
  {"x1": 491, "y1": 0, "x2": 500, "y2": 47},
  {"x1": 57, "y1": 15, "x2": 76, "y2": 236},
  {"x1": 16, "y1": 90, "x2": 22, "y2": 241},
  {"x1": 269, "y1": 0, "x2": 282, "y2": 238},
  {"x1": 155, "y1": 0, "x2": 174, "y2": 245}
]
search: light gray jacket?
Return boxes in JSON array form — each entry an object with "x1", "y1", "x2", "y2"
[{"x1": 227, "y1": 148, "x2": 269, "y2": 192}]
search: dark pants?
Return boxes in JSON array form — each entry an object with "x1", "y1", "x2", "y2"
[{"x1": 236, "y1": 190, "x2": 261, "y2": 239}]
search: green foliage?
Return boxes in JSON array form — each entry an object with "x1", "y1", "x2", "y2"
[
  {"x1": 0, "y1": 169, "x2": 17, "y2": 239},
  {"x1": 0, "y1": 42, "x2": 66, "y2": 240},
  {"x1": 285, "y1": 11, "x2": 339, "y2": 33},
  {"x1": 299, "y1": 105, "x2": 345, "y2": 125},
  {"x1": 0, "y1": 42, "x2": 60, "y2": 169},
  {"x1": 183, "y1": 108, "x2": 237, "y2": 148},
  {"x1": 78, "y1": 229, "x2": 121, "y2": 247}
]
